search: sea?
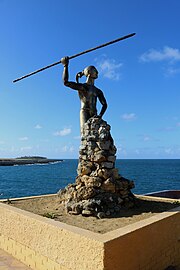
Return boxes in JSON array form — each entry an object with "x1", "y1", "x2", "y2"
[{"x1": 0, "y1": 159, "x2": 180, "y2": 200}]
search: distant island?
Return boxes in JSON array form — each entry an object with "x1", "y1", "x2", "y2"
[{"x1": 0, "y1": 156, "x2": 63, "y2": 166}]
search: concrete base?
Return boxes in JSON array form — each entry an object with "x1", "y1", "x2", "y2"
[{"x1": 0, "y1": 194, "x2": 180, "y2": 270}]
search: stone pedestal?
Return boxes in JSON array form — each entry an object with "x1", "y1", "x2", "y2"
[{"x1": 59, "y1": 117, "x2": 135, "y2": 218}]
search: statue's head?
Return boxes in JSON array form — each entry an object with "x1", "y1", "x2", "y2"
[{"x1": 83, "y1": 66, "x2": 98, "y2": 79}]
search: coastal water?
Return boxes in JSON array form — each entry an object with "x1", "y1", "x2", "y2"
[{"x1": 0, "y1": 159, "x2": 179, "y2": 199}]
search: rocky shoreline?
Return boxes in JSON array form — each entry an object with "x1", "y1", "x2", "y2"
[{"x1": 0, "y1": 157, "x2": 63, "y2": 166}]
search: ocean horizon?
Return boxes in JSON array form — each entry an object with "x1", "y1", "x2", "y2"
[{"x1": 0, "y1": 159, "x2": 179, "y2": 200}]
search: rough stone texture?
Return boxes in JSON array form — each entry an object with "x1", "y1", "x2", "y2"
[{"x1": 59, "y1": 117, "x2": 135, "y2": 217}]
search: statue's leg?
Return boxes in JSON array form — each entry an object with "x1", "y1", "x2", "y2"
[{"x1": 80, "y1": 109, "x2": 90, "y2": 135}]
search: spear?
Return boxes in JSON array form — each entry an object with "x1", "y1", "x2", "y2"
[{"x1": 13, "y1": 32, "x2": 136, "y2": 83}]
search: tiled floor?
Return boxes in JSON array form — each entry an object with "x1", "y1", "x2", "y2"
[{"x1": 0, "y1": 249, "x2": 32, "y2": 270}]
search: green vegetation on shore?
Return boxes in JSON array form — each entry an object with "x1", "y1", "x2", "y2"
[
  {"x1": 16, "y1": 156, "x2": 47, "y2": 160},
  {"x1": 0, "y1": 156, "x2": 63, "y2": 166}
]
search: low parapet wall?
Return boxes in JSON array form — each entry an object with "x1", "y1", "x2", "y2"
[
  {"x1": 0, "y1": 195, "x2": 180, "y2": 270},
  {"x1": 104, "y1": 207, "x2": 180, "y2": 269}
]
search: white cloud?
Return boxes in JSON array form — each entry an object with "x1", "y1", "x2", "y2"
[
  {"x1": 35, "y1": 124, "x2": 42, "y2": 129},
  {"x1": 69, "y1": 146, "x2": 74, "y2": 152},
  {"x1": 19, "y1": 137, "x2": 28, "y2": 141},
  {"x1": 135, "y1": 149, "x2": 140, "y2": 155},
  {"x1": 62, "y1": 146, "x2": 68, "y2": 152},
  {"x1": 165, "y1": 66, "x2": 180, "y2": 76},
  {"x1": 140, "y1": 46, "x2": 180, "y2": 63},
  {"x1": 10, "y1": 146, "x2": 15, "y2": 152},
  {"x1": 20, "y1": 146, "x2": 32, "y2": 151},
  {"x1": 54, "y1": 128, "x2": 71, "y2": 136},
  {"x1": 143, "y1": 136, "x2": 151, "y2": 142},
  {"x1": 74, "y1": 135, "x2": 81, "y2": 140},
  {"x1": 96, "y1": 56, "x2": 123, "y2": 80},
  {"x1": 164, "y1": 148, "x2": 174, "y2": 155},
  {"x1": 40, "y1": 139, "x2": 49, "y2": 142},
  {"x1": 121, "y1": 113, "x2": 137, "y2": 121},
  {"x1": 62, "y1": 145, "x2": 74, "y2": 152},
  {"x1": 158, "y1": 126, "x2": 174, "y2": 132},
  {"x1": 138, "y1": 134, "x2": 158, "y2": 143},
  {"x1": 117, "y1": 145, "x2": 127, "y2": 157}
]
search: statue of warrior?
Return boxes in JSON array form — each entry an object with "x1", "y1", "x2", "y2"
[{"x1": 61, "y1": 56, "x2": 107, "y2": 135}]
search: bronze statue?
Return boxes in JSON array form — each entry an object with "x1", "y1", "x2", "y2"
[{"x1": 61, "y1": 57, "x2": 107, "y2": 135}]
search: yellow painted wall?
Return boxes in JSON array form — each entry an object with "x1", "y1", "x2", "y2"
[
  {"x1": 0, "y1": 202, "x2": 104, "y2": 270},
  {"x1": 104, "y1": 208, "x2": 180, "y2": 270},
  {"x1": 0, "y1": 197, "x2": 180, "y2": 270}
]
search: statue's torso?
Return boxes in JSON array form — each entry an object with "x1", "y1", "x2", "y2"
[{"x1": 79, "y1": 84, "x2": 99, "y2": 115}]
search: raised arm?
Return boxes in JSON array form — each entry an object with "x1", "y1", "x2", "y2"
[
  {"x1": 97, "y1": 89, "x2": 107, "y2": 118},
  {"x1": 61, "y1": 57, "x2": 84, "y2": 91}
]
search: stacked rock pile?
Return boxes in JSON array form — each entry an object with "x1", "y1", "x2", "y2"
[{"x1": 59, "y1": 117, "x2": 135, "y2": 218}]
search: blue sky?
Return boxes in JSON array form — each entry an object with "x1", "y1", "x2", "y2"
[{"x1": 0, "y1": 0, "x2": 180, "y2": 159}]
